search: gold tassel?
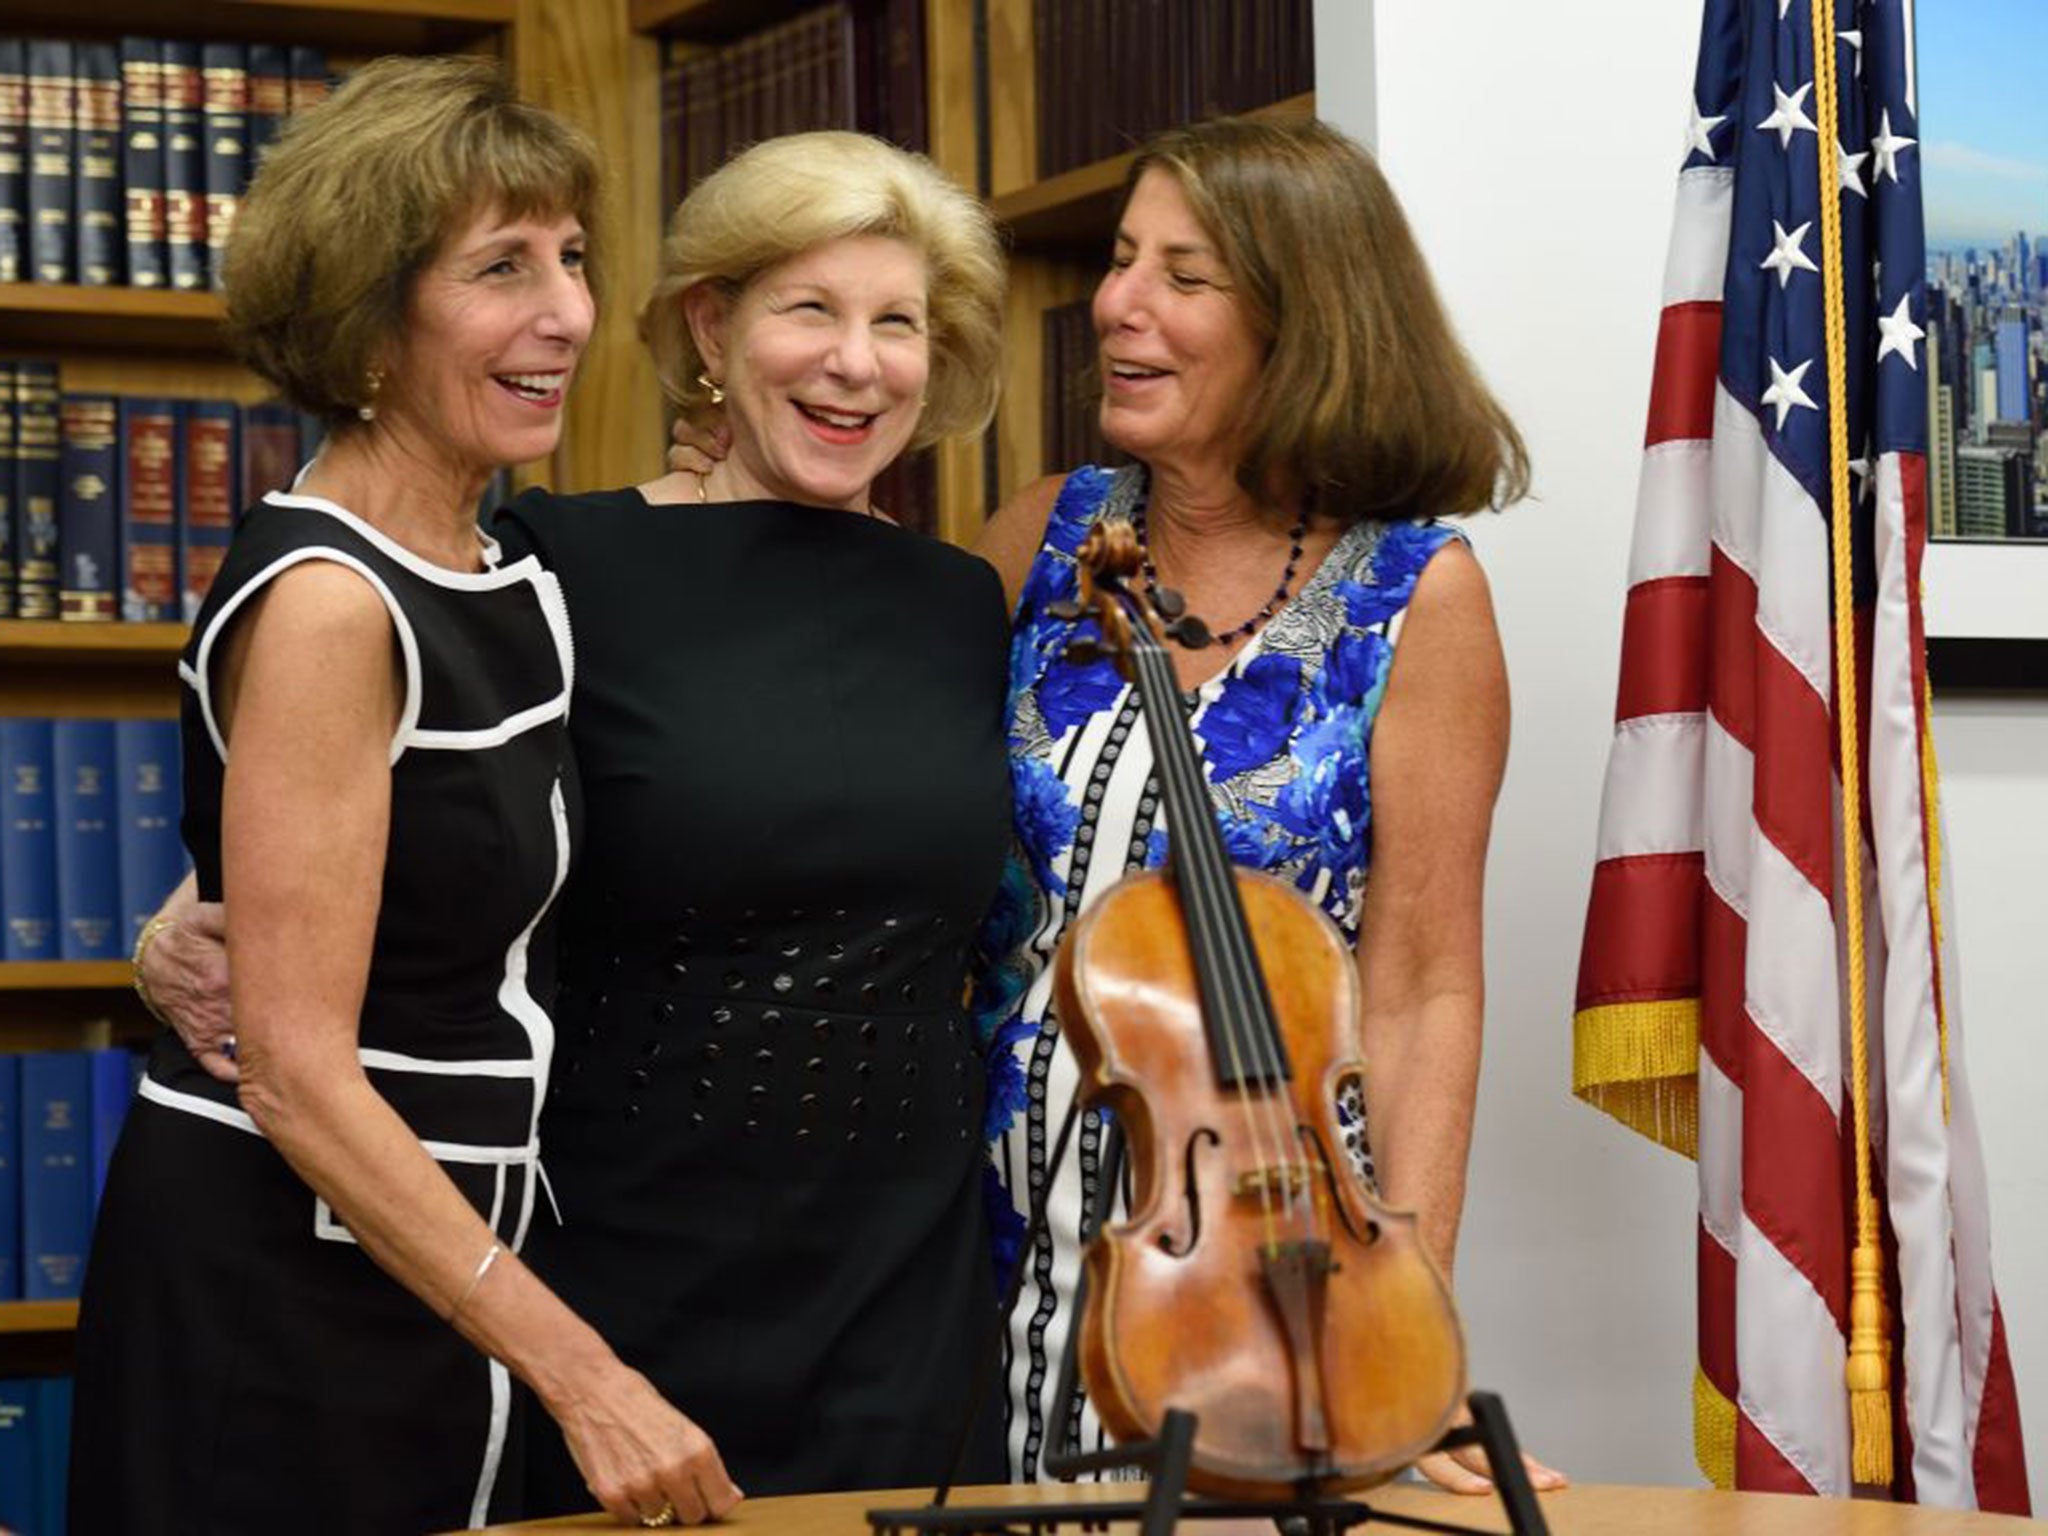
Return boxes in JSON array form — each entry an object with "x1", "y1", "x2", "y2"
[{"x1": 1847, "y1": 1243, "x2": 1893, "y2": 1484}]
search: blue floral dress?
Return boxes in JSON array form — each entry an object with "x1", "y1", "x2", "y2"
[{"x1": 977, "y1": 463, "x2": 1464, "y2": 1481}]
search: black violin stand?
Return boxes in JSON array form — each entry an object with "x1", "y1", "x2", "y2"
[{"x1": 867, "y1": 1111, "x2": 1551, "y2": 1536}]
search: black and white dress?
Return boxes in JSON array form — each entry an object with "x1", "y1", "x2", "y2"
[{"x1": 69, "y1": 492, "x2": 578, "y2": 1534}]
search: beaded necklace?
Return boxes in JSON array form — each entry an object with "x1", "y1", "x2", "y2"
[{"x1": 1129, "y1": 483, "x2": 1308, "y2": 647}]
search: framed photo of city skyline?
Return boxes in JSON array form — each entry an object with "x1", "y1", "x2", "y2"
[{"x1": 1919, "y1": 0, "x2": 2048, "y2": 668}]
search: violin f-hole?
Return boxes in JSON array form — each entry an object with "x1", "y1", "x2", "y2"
[
  {"x1": 1156, "y1": 1127, "x2": 1221, "y2": 1257},
  {"x1": 1297, "y1": 1123, "x2": 1381, "y2": 1246}
]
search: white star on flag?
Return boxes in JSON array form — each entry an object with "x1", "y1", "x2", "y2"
[
  {"x1": 1686, "y1": 97, "x2": 1727, "y2": 161},
  {"x1": 1876, "y1": 292, "x2": 1925, "y2": 368},
  {"x1": 1872, "y1": 109, "x2": 1917, "y2": 182},
  {"x1": 1840, "y1": 29, "x2": 1864, "y2": 77},
  {"x1": 1839, "y1": 140, "x2": 1870, "y2": 197},
  {"x1": 1761, "y1": 355, "x2": 1817, "y2": 429},
  {"x1": 1758, "y1": 81, "x2": 1819, "y2": 151},
  {"x1": 1761, "y1": 220, "x2": 1819, "y2": 287},
  {"x1": 1848, "y1": 447, "x2": 1873, "y2": 502}
]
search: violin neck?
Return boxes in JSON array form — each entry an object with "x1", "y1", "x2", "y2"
[{"x1": 1126, "y1": 633, "x2": 1291, "y2": 1091}]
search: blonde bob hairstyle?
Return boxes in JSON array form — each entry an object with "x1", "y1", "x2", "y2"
[
  {"x1": 1124, "y1": 115, "x2": 1529, "y2": 523},
  {"x1": 641, "y1": 131, "x2": 1003, "y2": 448},
  {"x1": 223, "y1": 55, "x2": 603, "y2": 426}
]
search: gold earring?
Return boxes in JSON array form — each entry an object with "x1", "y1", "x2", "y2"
[
  {"x1": 358, "y1": 368, "x2": 384, "y2": 423},
  {"x1": 696, "y1": 371, "x2": 724, "y2": 406}
]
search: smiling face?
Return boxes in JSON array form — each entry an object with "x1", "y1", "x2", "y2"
[
  {"x1": 378, "y1": 206, "x2": 594, "y2": 478},
  {"x1": 687, "y1": 234, "x2": 931, "y2": 512},
  {"x1": 1094, "y1": 169, "x2": 1267, "y2": 479}
]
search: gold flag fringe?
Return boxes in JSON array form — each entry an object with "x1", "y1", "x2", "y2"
[
  {"x1": 1573, "y1": 999, "x2": 1700, "y2": 1159},
  {"x1": 1694, "y1": 1363, "x2": 1737, "y2": 1492}
]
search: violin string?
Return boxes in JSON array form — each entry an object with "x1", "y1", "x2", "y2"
[
  {"x1": 1132, "y1": 608, "x2": 1319, "y2": 1242},
  {"x1": 1128, "y1": 621, "x2": 1297, "y2": 1245}
]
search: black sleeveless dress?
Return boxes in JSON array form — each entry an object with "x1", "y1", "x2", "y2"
[
  {"x1": 494, "y1": 489, "x2": 1012, "y2": 1514},
  {"x1": 69, "y1": 493, "x2": 578, "y2": 1533}
]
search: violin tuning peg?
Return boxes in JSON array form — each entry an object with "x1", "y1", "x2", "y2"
[
  {"x1": 1149, "y1": 586, "x2": 1187, "y2": 620},
  {"x1": 1044, "y1": 599, "x2": 1084, "y2": 622},
  {"x1": 1064, "y1": 638, "x2": 1106, "y2": 665},
  {"x1": 1166, "y1": 615, "x2": 1213, "y2": 650}
]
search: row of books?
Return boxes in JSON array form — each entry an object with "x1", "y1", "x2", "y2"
[
  {"x1": 0, "y1": 718, "x2": 187, "y2": 966},
  {"x1": 0, "y1": 1047, "x2": 141, "y2": 1303},
  {"x1": 657, "y1": 0, "x2": 927, "y2": 214},
  {"x1": 0, "y1": 1374, "x2": 71, "y2": 1536},
  {"x1": 0, "y1": 35, "x2": 331, "y2": 291},
  {"x1": 1035, "y1": 0, "x2": 1314, "y2": 180},
  {"x1": 1041, "y1": 298, "x2": 1124, "y2": 476},
  {"x1": 0, "y1": 359, "x2": 314, "y2": 622}
]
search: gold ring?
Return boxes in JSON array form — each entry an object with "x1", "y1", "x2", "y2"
[{"x1": 639, "y1": 1502, "x2": 678, "y2": 1529}]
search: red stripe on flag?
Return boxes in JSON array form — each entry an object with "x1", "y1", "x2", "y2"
[
  {"x1": 1698, "y1": 886, "x2": 1747, "y2": 1090},
  {"x1": 1699, "y1": 1219, "x2": 1737, "y2": 1402},
  {"x1": 1752, "y1": 637, "x2": 1836, "y2": 905},
  {"x1": 1645, "y1": 301, "x2": 1724, "y2": 446},
  {"x1": 1738, "y1": 1411, "x2": 1820, "y2": 1494},
  {"x1": 1740, "y1": 1021, "x2": 1849, "y2": 1327},
  {"x1": 1975, "y1": 1299, "x2": 2033, "y2": 1515},
  {"x1": 1707, "y1": 547, "x2": 1757, "y2": 753},
  {"x1": 1575, "y1": 852, "x2": 1703, "y2": 1008},
  {"x1": 1616, "y1": 576, "x2": 1710, "y2": 721}
]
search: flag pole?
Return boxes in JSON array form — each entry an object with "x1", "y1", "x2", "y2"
[{"x1": 1808, "y1": 0, "x2": 1894, "y2": 1487}]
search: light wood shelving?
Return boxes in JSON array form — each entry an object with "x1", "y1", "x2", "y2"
[{"x1": 0, "y1": 963, "x2": 135, "y2": 993}]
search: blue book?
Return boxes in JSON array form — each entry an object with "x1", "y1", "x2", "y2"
[
  {"x1": 72, "y1": 42, "x2": 121, "y2": 287},
  {"x1": 24, "y1": 40, "x2": 74, "y2": 285},
  {"x1": 200, "y1": 42, "x2": 247, "y2": 295},
  {"x1": 0, "y1": 1056, "x2": 19, "y2": 1300},
  {"x1": 52, "y1": 719, "x2": 119, "y2": 961},
  {"x1": 0, "y1": 356, "x2": 17, "y2": 620},
  {"x1": 57, "y1": 394, "x2": 119, "y2": 623},
  {"x1": 0, "y1": 1379, "x2": 34, "y2": 1533},
  {"x1": 118, "y1": 396, "x2": 181, "y2": 622},
  {"x1": 119, "y1": 37, "x2": 166, "y2": 290},
  {"x1": 1, "y1": 718, "x2": 59, "y2": 963},
  {"x1": 34, "y1": 1374, "x2": 71, "y2": 1534},
  {"x1": 19, "y1": 1053, "x2": 91, "y2": 1302},
  {"x1": 115, "y1": 718, "x2": 185, "y2": 952},
  {"x1": 88, "y1": 1046, "x2": 135, "y2": 1210},
  {"x1": 0, "y1": 41, "x2": 26, "y2": 284},
  {"x1": 13, "y1": 359, "x2": 60, "y2": 622},
  {"x1": 161, "y1": 41, "x2": 204, "y2": 291}
]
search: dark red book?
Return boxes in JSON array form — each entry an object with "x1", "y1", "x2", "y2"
[
  {"x1": 118, "y1": 397, "x2": 180, "y2": 622},
  {"x1": 179, "y1": 398, "x2": 236, "y2": 620},
  {"x1": 238, "y1": 399, "x2": 298, "y2": 507}
]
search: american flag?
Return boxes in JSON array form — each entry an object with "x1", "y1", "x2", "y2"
[{"x1": 1572, "y1": 0, "x2": 2029, "y2": 1508}]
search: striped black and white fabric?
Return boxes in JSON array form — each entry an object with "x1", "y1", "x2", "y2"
[{"x1": 70, "y1": 491, "x2": 578, "y2": 1534}]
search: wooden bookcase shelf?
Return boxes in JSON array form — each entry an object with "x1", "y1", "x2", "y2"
[
  {"x1": 0, "y1": 283, "x2": 228, "y2": 355},
  {"x1": 0, "y1": 1300, "x2": 79, "y2": 1336},
  {"x1": 991, "y1": 91, "x2": 1318, "y2": 250},
  {"x1": 0, "y1": 0, "x2": 513, "y2": 52},
  {"x1": 0, "y1": 622, "x2": 189, "y2": 659},
  {"x1": 0, "y1": 963, "x2": 135, "y2": 993}
]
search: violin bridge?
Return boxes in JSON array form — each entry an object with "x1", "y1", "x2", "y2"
[{"x1": 1232, "y1": 1163, "x2": 1315, "y2": 1199}]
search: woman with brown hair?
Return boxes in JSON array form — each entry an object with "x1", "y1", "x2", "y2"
[
  {"x1": 69, "y1": 58, "x2": 737, "y2": 1532},
  {"x1": 970, "y1": 113, "x2": 1561, "y2": 1495}
]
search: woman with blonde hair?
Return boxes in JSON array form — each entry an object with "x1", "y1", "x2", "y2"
[{"x1": 71, "y1": 57, "x2": 738, "y2": 1532}]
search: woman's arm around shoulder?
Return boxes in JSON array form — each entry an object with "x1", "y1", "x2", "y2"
[{"x1": 974, "y1": 472, "x2": 1067, "y2": 614}]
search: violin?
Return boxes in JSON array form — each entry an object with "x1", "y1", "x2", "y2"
[{"x1": 1047, "y1": 519, "x2": 1466, "y2": 1498}]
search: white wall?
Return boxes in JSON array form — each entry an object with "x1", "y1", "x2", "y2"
[{"x1": 1315, "y1": 0, "x2": 2048, "y2": 1491}]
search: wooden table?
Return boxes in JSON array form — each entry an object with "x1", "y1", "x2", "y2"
[{"x1": 480, "y1": 1481, "x2": 2047, "y2": 1534}]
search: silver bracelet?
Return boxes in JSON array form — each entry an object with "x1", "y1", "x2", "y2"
[{"x1": 450, "y1": 1241, "x2": 503, "y2": 1322}]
